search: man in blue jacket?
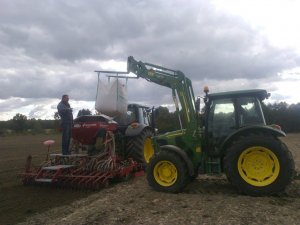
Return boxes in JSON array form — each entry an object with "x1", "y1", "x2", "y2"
[{"x1": 57, "y1": 94, "x2": 73, "y2": 155}]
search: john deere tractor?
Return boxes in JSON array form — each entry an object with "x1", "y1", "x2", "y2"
[{"x1": 124, "y1": 56, "x2": 295, "y2": 196}]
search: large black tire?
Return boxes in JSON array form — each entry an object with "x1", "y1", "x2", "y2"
[
  {"x1": 147, "y1": 151, "x2": 189, "y2": 193},
  {"x1": 224, "y1": 134, "x2": 295, "y2": 196},
  {"x1": 126, "y1": 129, "x2": 153, "y2": 166}
]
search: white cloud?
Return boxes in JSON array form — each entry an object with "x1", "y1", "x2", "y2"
[{"x1": 212, "y1": 0, "x2": 300, "y2": 52}]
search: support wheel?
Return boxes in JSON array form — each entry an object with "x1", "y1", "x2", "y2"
[
  {"x1": 224, "y1": 134, "x2": 295, "y2": 196},
  {"x1": 146, "y1": 151, "x2": 189, "y2": 193},
  {"x1": 126, "y1": 129, "x2": 153, "y2": 166}
]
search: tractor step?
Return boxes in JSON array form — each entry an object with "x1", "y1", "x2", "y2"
[
  {"x1": 35, "y1": 178, "x2": 53, "y2": 183},
  {"x1": 42, "y1": 165, "x2": 74, "y2": 170}
]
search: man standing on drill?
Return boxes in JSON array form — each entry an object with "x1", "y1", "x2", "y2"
[{"x1": 57, "y1": 94, "x2": 73, "y2": 155}]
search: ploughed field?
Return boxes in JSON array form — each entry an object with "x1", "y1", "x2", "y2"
[
  {"x1": 0, "y1": 133, "x2": 300, "y2": 225},
  {"x1": 0, "y1": 134, "x2": 90, "y2": 225}
]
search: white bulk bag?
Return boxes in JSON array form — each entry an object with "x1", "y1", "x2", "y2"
[{"x1": 95, "y1": 78, "x2": 128, "y2": 116}]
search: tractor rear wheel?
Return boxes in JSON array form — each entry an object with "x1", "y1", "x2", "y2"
[
  {"x1": 224, "y1": 134, "x2": 295, "y2": 196},
  {"x1": 147, "y1": 151, "x2": 189, "y2": 193},
  {"x1": 126, "y1": 129, "x2": 153, "y2": 166}
]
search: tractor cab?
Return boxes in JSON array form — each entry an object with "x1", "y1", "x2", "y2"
[
  {"x1": 114, "y1": 103, "x2": 151, "y2": 126},
  {"x1": 114, "y1": 103, "x2": 151, "y2": 134},
  {"x1": 203, "y1": 89, "x2": 270, "y2": 156}
]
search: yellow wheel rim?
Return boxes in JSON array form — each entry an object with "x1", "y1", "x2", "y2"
[
  {"x1": 153, "y1": 160, "x2": 177, "y2": 187},
  {"x1": 238, "y1": 146, "x2": 280, "y2": 187},
  {"x1": 144, "y1": 138, "x2": 154, "y2": 163}
]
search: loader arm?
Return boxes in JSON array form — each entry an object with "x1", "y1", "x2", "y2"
[{"x1": 127, "y1": 56, "x2": 197, "y2": 135}]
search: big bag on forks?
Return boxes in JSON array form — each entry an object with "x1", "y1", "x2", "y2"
[{"x1": 95, "y1": 78, "x2": 128, "y2": 116}]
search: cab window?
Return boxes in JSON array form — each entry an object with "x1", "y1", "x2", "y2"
[
  {"x1": 114, "y1": 107, "x2": 137, "y2": 125},
  {"x1": 236, "y1": 97, "x2": 265, "y2": 126},
  {"x1": 142, "y1": 108, "x2": 150, "y2": 125},
  {"x1": 208, "y1": 99, "x2": 236, "y2": 139}
]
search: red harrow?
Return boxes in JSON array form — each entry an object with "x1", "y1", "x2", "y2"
[{"x1": 21, "y1": 136, "x2": 144, "y2": 190}]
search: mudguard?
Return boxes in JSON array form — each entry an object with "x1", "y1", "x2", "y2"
[
  {"x1": 221, "y1": 125, "x2": 286, "y2": 154},
  {"x1": 125, "y1": 123, "x2": 149, "y2": 137},
  {"x1": 160, "y1": 145, "x2": 195, "y2": 176}
]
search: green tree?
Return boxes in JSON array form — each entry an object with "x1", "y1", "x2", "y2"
[
  {"x1": 262, "y1": 102, "x2": 300, "y2": 133},
  {"x1": 154, "y1": 106, "x2": 179, "y2": 133},
  {"x1": 29, "y1": 118, "x2": 43, "y2": 134},
  {"x1": 11, "y1": 113, "x2": 27, "y2": 132},
  {"x1": 53, "y1": 112, "x2": 61, "y2": 131}
]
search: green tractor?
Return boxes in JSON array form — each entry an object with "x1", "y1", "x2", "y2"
[
  {"x1": 125, "y1": 56, "x2": 295, "y2": 196},
  {"x1": 72, "y1": 103, "x2": 153, "y2": 166}
]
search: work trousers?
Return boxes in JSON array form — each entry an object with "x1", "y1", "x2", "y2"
[{"x1": 61, "y1": 123, "x2": 72, "y2": 155}]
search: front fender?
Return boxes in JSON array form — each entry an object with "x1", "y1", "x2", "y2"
[{"x1": 160, "y1": 145, "x2": 194, "y2": 176}]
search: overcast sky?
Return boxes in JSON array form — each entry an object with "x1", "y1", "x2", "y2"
[{"x1": 1, "y1": 0, "x2": 300, "y2": 120}]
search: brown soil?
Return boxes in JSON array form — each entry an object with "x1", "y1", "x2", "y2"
[{"x1": 1, "y1": 133, "x2": 300, "y2": 225}]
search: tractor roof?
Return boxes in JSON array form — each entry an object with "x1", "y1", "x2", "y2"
[
  {"x1": 128, "y1": 103, "x2": 150, "y2": 109},
  {"x1": 208, "y1": 89, "x2": 270, "y2": 101}
]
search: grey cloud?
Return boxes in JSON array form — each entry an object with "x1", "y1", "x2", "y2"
[
  {"x1": 1, "y1": 0, "x2": 299, "y2": 76},
  {"x1": 127, "y1": 79, "x2": 171, "y2": 106},
  {"x1": 0, "y1": 0, "x2": 299, "y2": 118},
  {"x1": 0, "y1": 97, "x2": 48, "y2": 112},
  {"x1": 0, "y1": 57, "x2": 98, "y2": 100},
  {"x1": 0, "y1": 98, "x2": 27, "y2": 112}
]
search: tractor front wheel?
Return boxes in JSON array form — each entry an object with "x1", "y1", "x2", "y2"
[
  {"x1": 147, "y1": 151, "x2": 189, "y2": 193},
  {"x1": 224, "y1": 134, "x2": 295, "y2": 196}
]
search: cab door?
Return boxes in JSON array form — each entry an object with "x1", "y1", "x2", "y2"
[{"x1": 206, "y1": 98, "x2": 237, "y2": 155}]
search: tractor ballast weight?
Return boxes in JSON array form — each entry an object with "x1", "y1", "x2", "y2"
[{"x1": 125, "y1": 56, "x2": 295, "y2": 196}]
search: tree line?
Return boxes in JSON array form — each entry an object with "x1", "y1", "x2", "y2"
[
  {"x1": 154, "y1": 102, "x2": 300, "y2": 133},
  {"x1": 262, "y1": 102, "x2": 300, "y2": 133},
  {"x1": 0, "y1": 109, "x2": 92, "y2": 135},
  {"x1": 0, "y1": 103, "x2": 299, "y2": 135}
]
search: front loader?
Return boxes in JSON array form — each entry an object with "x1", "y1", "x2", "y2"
[{"x1": 125, "y1": 56, "x2": 295, "y2": 196}]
